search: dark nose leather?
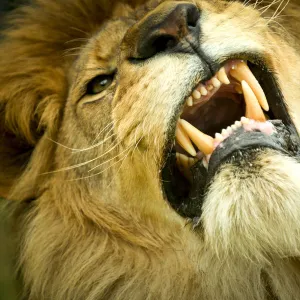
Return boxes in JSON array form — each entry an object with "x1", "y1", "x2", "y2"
[{"x1": 135, "y1": 3, "x2": 200, "y2": 59}]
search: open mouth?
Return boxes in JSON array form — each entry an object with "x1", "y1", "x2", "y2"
[{"x1": 162, "y1": 59, "x2": 300, "y2": 219}]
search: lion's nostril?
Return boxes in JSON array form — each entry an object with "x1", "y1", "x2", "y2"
[
  {"x1": 135, "y1": 3, "x2": 200, "y2": 60},
  {"x1": 148, "y1": 34, "x2": 178, "y2": 57},
  {"x1": 186, "y1": 5, "x2": 200, "y2": 28}
]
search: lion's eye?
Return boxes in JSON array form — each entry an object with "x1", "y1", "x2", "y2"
[{"x1": 86, "y1": 74, "x2": 114, "y2": 95}]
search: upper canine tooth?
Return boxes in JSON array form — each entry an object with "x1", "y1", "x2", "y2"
[
  {"x1": 241, "y1": 80, "x2": 267, "y2": 122},
  {"x1": 175, "y1": 122, "x2": 197, "y2": 156},
  {"x1": 230, "y1": 62, "x2": 269, "y2": 111},
  {"x1": 179, "y1": 119, "x2": 214, "y2": 155},
  {"x1": 217, "y1": 67, "x2": 230, "y2": 84},
  {"x1": 192, "y1": 89, "x2": 201, "y2": 100},
  {"x1": 212, "y1": 77, "x2": 221, "y2": 88}
]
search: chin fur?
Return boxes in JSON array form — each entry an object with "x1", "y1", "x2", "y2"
[{"x1": 202, "y1": 149, "x2": 300, "y2": 261}]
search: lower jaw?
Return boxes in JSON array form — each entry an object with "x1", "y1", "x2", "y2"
[{"x1": 162, "y1": 119, "x2": 300, "y2": 219}]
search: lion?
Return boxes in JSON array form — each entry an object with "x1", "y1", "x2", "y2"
[{"x1": 1, "y1": 0, "x2": 300, "y2": 299}]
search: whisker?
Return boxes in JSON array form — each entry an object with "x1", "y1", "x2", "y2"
[
  {"x1": 92, "y1": 121, "x2": 114, "y2": 145},
  {"x1": 69, "y1": 27, "x2": 90, "y2": 37},
  {"x1": 268, "y1": 0, "x2": 290, "y2": 22},
  {"x1": 46, "y1": 132, "x2": 115, "y2": 153},
  {"x1": 65, "y1": 37, "x2": 89, "y2": 45},
  {"x1": 69, "y1": 146, "x2": 133, "y2": 181},
  {"x1": 88, "y1": 144, "x2": 133, "y2": 172},
  {"x1": 41, "y1": 140, "x2": 122, "y2": 175}
]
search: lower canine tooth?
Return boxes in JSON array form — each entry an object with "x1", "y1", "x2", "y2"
[
  {"x1": 176, "y1": 122, "x2": 197, "y2": 156},
  {"x1": 176, "y1": 153, "x2": 192, "y2": 181},
  {"x1": 188, "y1": 157, "x2": 196, "y2": 168},
  {"x1": 179, "y1": 119, "x2": 214, "y2": 155},
  {"x1": 180, "y1": 153, "x2": 190, "y2": 169}
]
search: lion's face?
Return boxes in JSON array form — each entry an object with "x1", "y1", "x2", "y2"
[
  {"x1": 2, "y1": 0, "x2": 300, "y2": 299},
  {"x1": 60, "y1": 0, "x2": 300, "y2": 234}
]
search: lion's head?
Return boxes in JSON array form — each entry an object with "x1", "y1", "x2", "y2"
[{"x1": 1, "y1": 0, "x2": 300, "y2": 299}]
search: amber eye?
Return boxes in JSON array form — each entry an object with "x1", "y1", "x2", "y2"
[{"x1": 86, "y1": 74, "x2": 114, "y2": 95}]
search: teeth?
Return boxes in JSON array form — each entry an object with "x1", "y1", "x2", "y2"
[
  {"x1": 179, "y1": 119, "x2": 214, "y2": 155},
  {"x1": 180, "y1": 153, "x2": 189, "y2": 169},
  {"x1": 207, "y1": 84, "x2": 214, "y2": 91},
  {"x1": 200, "y1": 86, "x2": 208, "y2": 96},
  {"x1": 241, "y1": 80, "x2": 266, "y2": 122},
  {"x1": 192, "y1": 89, "x2": 201, "y2": 100},
  {"x1": 217, "y1": 67, "x2": 230, "y2": 84},
  {"x1": 230, "y1": 61, "x2": 269, "y2": 111},
  {"x1": 188, "y1": 157, "x2": 197, "y2": 168},
  {"x1": 241, "y1": 116, "x2": 250, "y2": 125},
  {"x1": 227, "y1": 126, "x2": 233, "y2": 134},
  {"x1": 235, "y1": 121, "x2": 241, "y2": 127},
  {"x1": 202, "y1": 157, "x2": 209, "y2": 169},
  {"x1": 211, "y1": 77, "x2": 221, "y2": 88},
  {"x1": 221, "y1": 129, "x2": 228, "y2": 136},
  {"x1": 235, "y1": 85, "x2": 243, "y2": 94},
  {"x1": 176, "y1": 153, "x2": 192, "y2": 181},
  {"x1": 215, "y1": 133, "x2": 223, "y2": 142},
  {"x1": 175, "y1": 122, "x2": 197, "y2": 157},
  {"x1": 180, "y1": 60, "x2": 269, "y2": 160},
  {"x1": 186, "y1": 96, "x2": 193, "y2": 107}
]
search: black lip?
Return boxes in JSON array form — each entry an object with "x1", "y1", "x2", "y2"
[{"x1": 207, "y1": 120, "x2": 299, "y2": 182}]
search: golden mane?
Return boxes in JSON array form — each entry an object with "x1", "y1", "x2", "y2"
[
  {"x1": 0, "y1": 0, "x2": 149, "y2": 197},
  {"x1": 2, "y1": 1, "x2": 300, "y2": 299}
]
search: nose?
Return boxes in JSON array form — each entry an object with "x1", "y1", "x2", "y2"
[{"x1": 127, "y1": 2, "x2": 200, "y2": 60}]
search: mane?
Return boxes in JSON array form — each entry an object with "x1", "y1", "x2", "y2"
[{"x1": 0, "y1": 0, "x2": 148, "y2": 197}]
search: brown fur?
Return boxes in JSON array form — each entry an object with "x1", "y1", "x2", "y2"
[{"x1": 1, "y1": 0, "x2": 300, "y2": 299}]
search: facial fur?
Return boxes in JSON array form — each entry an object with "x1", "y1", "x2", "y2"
[{"x1": 1, "y1": 0, "x2": 300, "y2": 299}]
